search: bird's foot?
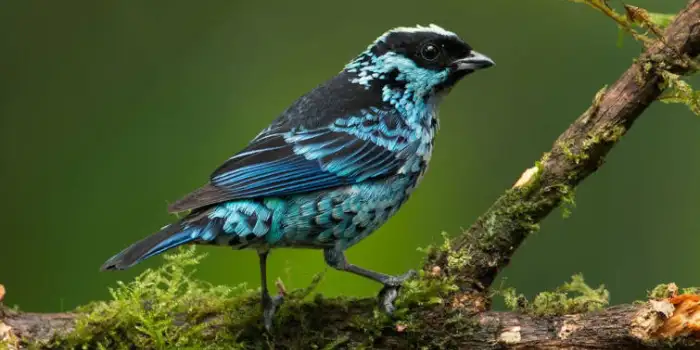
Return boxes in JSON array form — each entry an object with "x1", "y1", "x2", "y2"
[
  {"x1": 377, "y1": 269, "x2": 417, "y2": 315},
  {"x1": 262, "y1": 294, "x2": 284, "y2": 331},
  {"x1": 262, "y1": 279, "x2": 286, "y2": 331}
]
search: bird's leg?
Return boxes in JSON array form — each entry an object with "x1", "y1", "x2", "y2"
[
  {"x1": 258, "y1": 249, "x2": 283, "y2": 331},
  {"x1": 323, "y1": 247, "x2": 416, "y2": 314}
]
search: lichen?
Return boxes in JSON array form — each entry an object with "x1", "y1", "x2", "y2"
[{"x1": 499, "y1": 274, "x2": 609, "y2": 316}]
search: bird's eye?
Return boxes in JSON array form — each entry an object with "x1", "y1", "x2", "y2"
[{"x1": 420, "y1": 43, "x2": 440, "y2": 61}]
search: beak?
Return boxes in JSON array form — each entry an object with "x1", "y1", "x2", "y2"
[{"x1": 452, "y1": 50, "x2": 495, "y2": 71}]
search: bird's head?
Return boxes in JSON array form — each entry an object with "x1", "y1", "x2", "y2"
[{"x1": 345, "y1": 24, "x2": 494, "y2": 101}]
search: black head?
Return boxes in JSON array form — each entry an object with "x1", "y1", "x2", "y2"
[{"x1": 345, "y1": 24, "x2": 494, "y2": 94}]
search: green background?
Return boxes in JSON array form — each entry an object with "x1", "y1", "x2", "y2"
[{"x1": 1, "y1": 0, "x2": 698, "y2": 313}]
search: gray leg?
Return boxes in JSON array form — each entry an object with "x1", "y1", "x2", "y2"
[
  {"x1": 258, "y1": 249, "x2": 283, "y2": 331},
  {"x1": 323, "y1": 247, "x2": 416, "y2": 314}
]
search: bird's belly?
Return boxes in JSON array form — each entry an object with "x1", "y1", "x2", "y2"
[
  {"x1": 206, "y1": 175, "x2": 419, "y2": 250},
  {"x1": 277, "y1": 175, "x2": 417, "y2": 249}
]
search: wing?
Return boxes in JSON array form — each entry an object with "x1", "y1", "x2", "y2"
[{"x1": 168, "y1": 107, "x2": 414, "y2": 212}]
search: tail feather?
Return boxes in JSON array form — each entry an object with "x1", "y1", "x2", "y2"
[{"x1": 101, "y1": 222, "x2": 197, "y2": 271}]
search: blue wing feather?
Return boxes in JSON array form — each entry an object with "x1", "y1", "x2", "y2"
[
  {"x1": 169, "y1": 107, "x2": 413, "y2": 212},
  {"x1": 211, "y1": 132, "x2": 400, "y2": 196}
]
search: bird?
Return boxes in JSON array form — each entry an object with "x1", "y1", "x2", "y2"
[{"x1": 101, "y1": 24, "x2": 494, "y2": 330}]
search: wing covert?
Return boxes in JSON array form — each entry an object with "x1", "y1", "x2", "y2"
[{"x1": 168, "y1": 108, "x2": 414, "y2": 212}]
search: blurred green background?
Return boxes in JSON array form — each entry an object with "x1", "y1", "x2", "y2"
[{"x1": 1, "y1": 0, "x2": 698, "y2": 313}]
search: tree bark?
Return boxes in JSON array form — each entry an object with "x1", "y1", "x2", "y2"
[
  {"x1": 2, "y1": 1, "x2": 700, "y2": 349},
  {"x1": 3, "y1": 292, "x2": 700, "y2": 349}
]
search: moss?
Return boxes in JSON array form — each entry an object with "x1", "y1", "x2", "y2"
[
  {"x1": 17, "y1": 245, "x2": 478, "y2": 349},
  {"x1": 648, "y1": 283, "x2": 700, "y2": 299},
  {"x1": 419, "y1": 232, "x2": 474, "y2": 272},
  {"x1": 648, "y1": 283, "x2": 676, "y2": 299},
  {"x1": 658, "y1": 70, "x2": 700, "y2": 116},
  {"x1": 393, "y1": 269, "x2": 459, "y2": 323},
  {"x1": 560, "y1": 141, "x2": 583, "y2": 164},
  {"x1": 45, "y1": 246, "x2": 256, "y2": 349},
  {"x1": 602, "y1": 125, "x2": 626, "y2": 143},
  {"x1": 557, "y1": 185, "x2": 576, "y2": 219},
  {"x1": 681, "y1": 287, "x2": 700, "y2": 295},
  {"x1": 493, "y1": 189, "x2": 542, "y2": 236},
  {"x1": 575, "y1": 0, "x2": 699, "y2": 118},
  {"x1": 320, "y1": 335, "x2": 349, "y2": 349},
  {"x1": 436, "y1": 232, "x2": 473, "y2": 271},
  {"x1": 559, "y1": 136, "x2": 596, "y2": 166},
  {"x1": 560, "y1": 125, "x2": 620, "y2": 169},
  {"x1": 499, "y1": 274, "x2": 609, "y2": 316}
]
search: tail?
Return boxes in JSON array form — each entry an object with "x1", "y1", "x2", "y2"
[{"x1": 101, "y1": 221, "x2": 205, "y2": 271}]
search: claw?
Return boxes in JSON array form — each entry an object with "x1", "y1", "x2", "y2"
[
  {"x1": 378, "y1": 285, "x2": 400, "y2": 314},
  {"x1": 377, "y1": 269, "x2": 417, "y2": 315},
  {"x1": 262, "y1": 293, "x2": 284, "y2": 331}
]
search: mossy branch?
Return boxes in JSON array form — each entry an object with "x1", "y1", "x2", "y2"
[
  {"x1": 3, "y1": 257, "x2": 700, "y2": 349},
  {"x1": 425, "y1": 0, "x2": 700, "y2": 296},
  {"x1": 3, "y1": 1, "x2": 700, "y2": 349}
]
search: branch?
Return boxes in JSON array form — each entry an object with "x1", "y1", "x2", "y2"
[
  {"x1": 2, "y1": 1, "x2": 700, "y2": 349},
  {"x1": 426, "y1": 0, "x2": 700, "y2": 294},
  {"x1": 3, "y1": 287, "x2": 700, "y2": 349}
]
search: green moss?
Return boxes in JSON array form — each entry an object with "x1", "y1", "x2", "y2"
[
  {"x1": 602, "y1": 125, "x2": 626, "y2": 143},
  {"x1": 559, "y1": 126, "x2": 619, "y2": 169},
  {"x1": 648, "y1": 283, "x2": 676, "y2": 299},
  {"x1": 647, "y1": 283, "x2": 700, "y2": 299},
  {"x1": 320, "y1": 335, "x2": 349, "y2": 350},
  {"x1": 681, "y1": 287, "x2": 700, "y2": 295},
  {"x1": 528, "y1": 156, "x2": 546, "y2": 188},
  {"x1": 437, "y1": 232, "x2": 473, "y2": 271},
  {"x1": 557, "y1": 185, "x2": 576, "y2": 219},
  {"x1": 47, "y1": 246, "x2": 255, "y2": 349},
  {"x1": 495, "y1": 189, "x2": 542, "y2": 235},
  {"x1": 17, "y1": 245, "x2": 477, "y2": 349},
  {"x1": 392, "y1": 269, "x2": 459, "y2": 324},
  {"x1": 559, "y1": 141, "x2": 581, "y2": 164},
  {"x1": 499, "y1": 274, "x2": 609, "y2": 316},
  {"x1": 659, "y1": 70, "x2": 700, "y2": 116},
  {"x1": 559, "y1": 136, "x2": 597, "y2": 166},
  {"x1": 573, "y1": 0, "x2": 700, "y2": 120}
]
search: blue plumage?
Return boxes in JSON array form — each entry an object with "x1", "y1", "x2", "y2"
[{"x1": 101, "y1": 24, "x2": 494, "y2": 329}]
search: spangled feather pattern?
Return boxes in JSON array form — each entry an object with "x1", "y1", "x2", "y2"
[
  {"x1": 169, "y1": 108, "x2": 416, "y2": 212},
  {"x1": 101, "y1": 24, "x2": 493, "y2": 285}
]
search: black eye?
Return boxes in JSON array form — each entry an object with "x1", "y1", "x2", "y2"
[{"x1": 420, "y1": 43, "x2": 440, "y2": 61}]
